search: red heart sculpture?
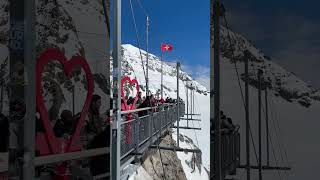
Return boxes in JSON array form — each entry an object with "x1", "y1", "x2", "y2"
[
  {"x1": 121, "y1": 76, "x2": 140, "y2": 110},
  {"x1": 120, "y1": 76, "x2": 140, "y2": 145},
  {"x1": 36, "y1": 49, "x2": 94, "y2": 154}
]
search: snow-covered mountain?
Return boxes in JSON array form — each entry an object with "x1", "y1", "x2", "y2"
[
  {"x1": 212, "y1": 22, "x2": 320, "y2": 179},
  {"x1": 120, "y1": 44, "x2": 208, "y2": 97},
  {"x1": 219, "y1": 25, "x2": 320, "y2": 108},
  {"x1": 120, "y1": 44, "x2": 211, "y2": 173}
]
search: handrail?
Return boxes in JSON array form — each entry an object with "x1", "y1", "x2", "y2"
[
  {"x1": 120, "y1": 103, "x2": 178, "y2": 115},
  {"x1": 0, "y1": 148, "x2": 110, "y2": 173},
  {"x1": 121, "y1": 107, "x2": 152, "y2": 115}
]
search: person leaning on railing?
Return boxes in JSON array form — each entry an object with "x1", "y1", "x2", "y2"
[
  {"x1": 85, "y1": 95, "x2": 111, "y2": 176},
  {"x1": 137, "y1": 96, "x2": 150, "y2": 117},
  {"x1": 211, "y1": 111, "x2": 239, "y2": 135},
  {"x1": 84, "y1": 94, "x2": 104, "y2": 146}
]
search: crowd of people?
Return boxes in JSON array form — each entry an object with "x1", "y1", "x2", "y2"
[
  {"x1": 0, "y1": 91, "x2": 184, "y2": 178},
  {"x1": 121, "y1": 91, "x2": 183, "y2": 116},
  {"x1": 211, "y1": 110, "x2": 238, "y2": 134}
]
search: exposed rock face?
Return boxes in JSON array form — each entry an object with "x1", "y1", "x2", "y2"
[
  {"x1": 178, "y1": 134, "x2": 202, "y2": 173},
  {"x1": 141, "y1": 131, "x2": 187, "y2": 180}
]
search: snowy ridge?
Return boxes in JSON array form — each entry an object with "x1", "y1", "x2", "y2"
[
  {"x1": 120, "y1": 44, "x2": 210, "y2": 173},
  {"x1": 213, "y1": 24, "x2": 320, "y2": 179},
  {"x1": 219, "y1": 25, "x2": 320, "y2": 107},
  {"x1": 121, "y1": 44, "x2": 208, "y2": 97}
]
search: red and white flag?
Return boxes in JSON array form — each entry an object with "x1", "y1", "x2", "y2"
[{"x1": 161, "y1": 43, "x2": 173, "y2": 52}]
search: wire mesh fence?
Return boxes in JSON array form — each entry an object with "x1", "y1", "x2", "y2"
[{"x1": 120, "y1": 103, "x2": 185, "y2": 158}]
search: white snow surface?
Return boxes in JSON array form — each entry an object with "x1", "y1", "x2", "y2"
[
  {"x1": 172, "y1": 131, "x2": 210, "y2": 180},
  {"x1": 217, "y1": 26, "x2": 320, "y2": 180}
]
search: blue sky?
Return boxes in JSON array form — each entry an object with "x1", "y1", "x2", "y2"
[
  {"x1": 111, "y1": 0, "x2": 210, "y2": 88},
  {"x1": 224, "y1": 0, "x2": 320, "y2": 88}
]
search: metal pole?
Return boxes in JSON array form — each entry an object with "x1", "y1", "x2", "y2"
[
  {"x1": 193, "y1": 89, "x2": 195, "y2": 117},
  {"x1": 265, "y1": 87, "x2": 270, "y2": 166},
  {"x1": 186, "y1": 83, "x2": 189, "y2": 127},
  {"x1": 190, "y1": 85, "x2": 193, "y2": 123},
  {"x1": 111, "y1": 0, "x2": 122, "y2": 179},
  {"x1": 146, "y1": 16, "x2": 150, "y2": 97},
  {"x1": 244, "y1": 50, "x2": 250, "y2": 180},
  {"x1": 24, "y1": 0, "x2": 36, "y2": 178},
  {"x1": 212, "y1": 1, "x2": 222, "y2": 179},
  {"x1": 102, "y1": 0, "x2": 112, "y2": 175},
  {"x1": 9, "y1": 0, "x2": 36, "y2": 178},
  {"x1": 258, "y1": 69, "x2": 263, "y2": 180},
  {"x1": 177, "y1": 62, "x2": 180, "y2": 147},
  {"x1": 160, "y1": 55, "x2": 163, "y2": 98}
]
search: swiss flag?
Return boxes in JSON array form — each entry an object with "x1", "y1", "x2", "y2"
[{"x1": 161, "y1": 43, "x2": 173, "y2": 52}]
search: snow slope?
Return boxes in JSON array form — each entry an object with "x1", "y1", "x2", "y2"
[
  {"x1": 121, "y1": 44, "x2": 210, "y2": 172},
  {"x1": 172, "y1": 131, "x2": 210, "y2": 180},
  {"x1": 214, "y1": 25, "x2": 320, "y2": 180}
]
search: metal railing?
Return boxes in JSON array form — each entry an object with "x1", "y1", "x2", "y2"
[
  {"x1": 0, "y1": 102, "x2": 185, "y2": 179},
  {"x1": 120, "y1": 103, "x2": 184, "y2": 159},
  {"x1": 212, "y1": 127, "x2": 240, "y2": 176}
]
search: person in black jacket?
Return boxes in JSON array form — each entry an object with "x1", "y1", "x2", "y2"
[
  {"x1": 53, "y1": 110, "x2": 75, "y2": 138},
  {"x1": 137, "y1": 96, "x2": 152, "y2": 117},
  {"x1": 87, "y1": 126, "x2": 110, "y2": 177}
]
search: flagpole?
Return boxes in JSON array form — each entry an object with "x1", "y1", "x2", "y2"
[
  {"x1": 161, "y1": 51, "x2": 163, "y2": 99},
  {"x1": 146, "y1": 16, "x2": 150, "y2": 97}
]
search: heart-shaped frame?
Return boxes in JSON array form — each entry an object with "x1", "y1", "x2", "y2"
[
  {"x1": 36, "y1": 49, "x2": 94, "y2": 154},
  {"x1": 121, "y1": 76, "x2": 140, "y2": 111}
]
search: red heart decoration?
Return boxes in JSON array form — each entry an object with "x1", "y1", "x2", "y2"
[
  {"x1": 121, "y1": 76, "x2": 140, "y2": 110},
  {"x1": 36, "y1": 49, "x2": 94, "y2": 154}
]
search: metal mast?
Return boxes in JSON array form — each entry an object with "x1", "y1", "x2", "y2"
[
  {"x1": 177, "y1": 62, "x2": 180, "y2": 147},
  {"x1": 146, "y1": 16, "x2": 150, "y2": 96},
  {"x1": 161, "y1": 53, "x2": 163, "y2": 99},
  {"x1": 258, "y1": 69, "x2": 263, "y2": 180},
  {"x1": 111, "y1": 0, "x2": 122, "y2": 179},
  {"x1": 244, "y1": 50, "x2": 251, "y2": 180},
  {"x1": 265, "y1": 86, "x2": 270, "y2": 166}
]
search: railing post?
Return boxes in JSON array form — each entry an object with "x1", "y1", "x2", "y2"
[
  {"x1": 134, "y1": 116, "x2": 139, "y2": 162},
  {"x1": 149, "y1": 112, "x2": 153, "y2": 147}
]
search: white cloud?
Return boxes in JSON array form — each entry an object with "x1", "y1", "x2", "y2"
[
  {"x1": 195, "y1": 75, "x2": 210, "y2": 90},
  {"x1": 181, "y1": 64, "x2": 210, "y2": 90}
]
